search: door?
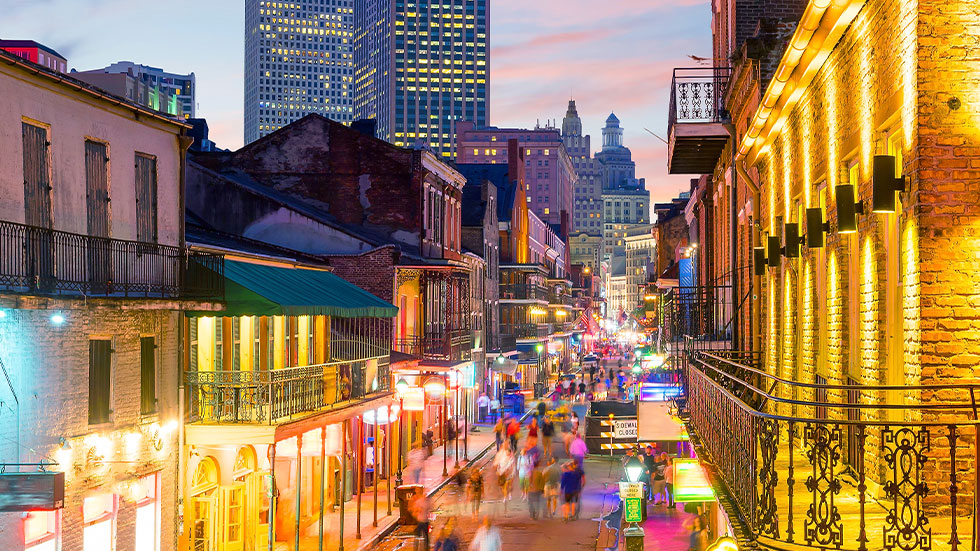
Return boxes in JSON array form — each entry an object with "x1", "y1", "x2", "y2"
[
  {"x1": 243, "y1": 471, "x2": 270, "y2": 551},
  {"x1": 21, "y1": 122, "x2": 54, "y2": 291},
  {"x1": 218, "y1": 484, "x2": 245, "y2": 551},
  {"x1": 190, "y1": 496, "x2": 216, "y2": 551},
  {"x1": 85, "y1": 140, "x2": 112, "y2": 292}
]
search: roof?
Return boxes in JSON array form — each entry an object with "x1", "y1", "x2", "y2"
[
  {"x1": 606, "y1": 112, "x2": 620, "y2": 124},
  {"x1": 196, "y1": 259, "x2": 396, "y2": 318},
  {"x1": 456, "y1": 164, "x2": 515, "y2": 222},
  {"x1": 0, "y1": 40, "x2": 65, "y2": 59},
  {"x1": 460, "y1": 182, "x2": 487, "y2": 227}
]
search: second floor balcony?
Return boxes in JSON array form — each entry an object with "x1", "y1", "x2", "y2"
[
  {"x1": 499, "y1": 283, "x2": 548, "y2": 302},
  {"x1": 394, "y1": 327, "x2": 472, "y2": 362},
  {"x1": 667, "y1": 67, "x2": 732, "y2": 174},
  {"x1": 684, "y1": 350, "x2": 974, "y2": 551},
  {"x1": 500, "y1": 322, "x2": 551, "y2": 341},
  {"x1": 0, "y1": 219, "x2": 223, "y2": 299}
]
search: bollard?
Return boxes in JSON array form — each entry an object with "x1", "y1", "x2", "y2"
[{"x1": 624, "y1": 525, "x2": 645, "y2": 551}]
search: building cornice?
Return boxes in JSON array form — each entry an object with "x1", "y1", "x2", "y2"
[{"x1": 737, "y1": 0, "x2": 866, "y2": 166}]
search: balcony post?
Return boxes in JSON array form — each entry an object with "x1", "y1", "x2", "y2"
[
  {"x1": 373, "y1": 413, "x2": 379, "y2": 527},
  {"x1": 338, "y1": 420, "x2": 346, "y2": 551},
  {"x1": 356, "y1": 416, "x2": 363, "y2": 539},
  {"x1": 442, "y1": 374, "x2": 449, "y2": 476},
  {"x1": 268, "y1": 442, "x2": 277, "y2": 551},
  {"x1": 294, "y1": 433, "x2": 302, "y2": 551},
  {"x1": 318, "y1": 427, "x2": 326, "y2": 551},
  {"x1": 386, "y1": 403, "x2": 393, "y2": 516}
]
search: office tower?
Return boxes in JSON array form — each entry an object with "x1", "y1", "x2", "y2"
[
  {"x1": 561, "y1": 99, "x2": 602, "y2": 233},
  {"x1": 455, "y1": 121, "x2": 574, "y2": 230},
  {"x1": 354, "y1": 0, "x2": 488, "y2": 157},
  {"x1": 245, "y1": 0, "x2": 355, "y2": 144}
]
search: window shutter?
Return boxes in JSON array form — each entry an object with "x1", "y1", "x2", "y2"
[
  {"x1": 88, "y1": 340, "x2": 112, "y2": 424},
  {"x1": 189, "y1": 319, "x2": 198, "y2": 371},
  {"x1": 214, "y1": 319, "x2": 223, "y2": 371},
  {"x1": 140, "y1": 337, "x2": 156, "y2": 414}
]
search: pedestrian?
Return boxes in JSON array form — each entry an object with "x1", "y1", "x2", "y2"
[
  {"x1": 540, "y1": 415, "x2": 555, "y2": 458},
  {"x1": 577, "y1": 380, "x2": 586, "y2": 402},
  {"x1": 559, "y1": 461, "x2": 585, "y2": 520},
  {"x1": 569, "y1": 432, "x2": 587, "y2": 468},
  {"x1": 528, "y1": 465, "x2": 546, "y2": 519},
  {"x1": 527, "y1": 414, "x2": 539, "y2": 446},
  {"x1": 517, "y1": 445, "x2": 534, "y2": 499},
  {"x1": 477, "y1": 392, "x2": 490, "y2": 423},
  {"x1": 686, "y1": 516, "x2": 709, "y2": 551},
  {"x1": 507, "y1": 416, "x2": 520, "y2": 452},
  {"x1": 468, "y1": 468, "x2": 484, "y2": 518},
  {"x1": 490, "y1": 395, "x2": 501, "y2": 423},
  {"x1": 410, "y1": 492, "x2": 431, "y2": 551},
  {"x1": 470, "y1": 516, "x2": 502, "y2": 551},
  {"x1": 423, "y1": 430, "x2": 435, "y2": 457},
  {"x1": 434, "y1": 517, "x2": 461, "y2": 551},
  {"x1": 493, "y1": 418, "x2": 504, "y2": 451},
  {"x1": 493, "y1": 444, "x2": 515, "y2": 509},
  {"x1": 664, "y1": 454, "x2": 675, "y2": 508},
  {"x1": 589, "y1": 363, "x2": 596, "y2": 381},
  {"x1": 543, "y1": 456, "x2": 561, "y2": 517},
  {"x1": 643, "y1": 445, "x2": 657, "y2": 499},
  {"x1": 652, "y1": 452, "x2": 667, "y2": 504}
]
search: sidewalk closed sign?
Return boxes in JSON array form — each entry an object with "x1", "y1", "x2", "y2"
[
  {"x1": 619, "y1": 482, "x2": 644, "y2": 499},
  {"x1": 613, "y1": 419, "x2": 637, "y2": 439}
]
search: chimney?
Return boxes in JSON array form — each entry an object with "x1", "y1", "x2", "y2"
[{"x1": 351, "y1": 118, "x2": 377, "y2": 138}]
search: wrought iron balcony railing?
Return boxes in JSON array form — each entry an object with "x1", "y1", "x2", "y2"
[
  {"x1": 186, "y1": 357, "x2": 390, "y2": 424},
  {"x1": 499, "y1": 284, "x2": 548, "y2": 301},
  {"x1": 500, "y1": 323, "x2": 551, "y2": 340},
  {"x1": 0, "y1": 219, "x2": 223, "y2": 299},
  {"x1": 394, "y1": 327, "x2": 472, "y2": 362},
  {"x1": 667, "y1": 67, "x2": 732, "y2": 135},
  {"x1": 684, "y1": 350, "x2": 977, "y2": 551}
]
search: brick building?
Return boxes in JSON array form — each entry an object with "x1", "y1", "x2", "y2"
[
  {"x1": 0, "y1": 49, "x2": 223, "y2": 551},
  {"x1": 672, "y1": 0, "x2": 980, "y2": 546}
]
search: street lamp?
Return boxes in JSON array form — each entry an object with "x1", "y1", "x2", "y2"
[
  {"x1": 624, "y1": 456, "x2": 645, "y2": 483},
  {"x1": 394, "y1": 377, "x2": 408, "y2": 487}
]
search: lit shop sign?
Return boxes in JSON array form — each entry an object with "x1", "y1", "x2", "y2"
[
  {"x1": 0, "y1": 472, "x2": 65, "y2": 512},
  {"x1": 363, "y1": 404, "x2": 400, "y2": 425},
  {"x1": 401, "y1": 387, "x2": 426, "y2": 411},
  {"x1": 673, "y1": 459, "x2": 715, "y2": 502}
]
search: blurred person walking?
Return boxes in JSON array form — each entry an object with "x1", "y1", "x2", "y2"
[{"x1": 470, "y1": 517, "x2": 502, "y2": 551}]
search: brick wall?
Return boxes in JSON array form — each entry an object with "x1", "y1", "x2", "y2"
[
  {"x1": 324, "y1": 245, "x2": 401, "y2": 303},
  {"x1": 0, "y1": 300, "x2": 180, "y2": 551}
]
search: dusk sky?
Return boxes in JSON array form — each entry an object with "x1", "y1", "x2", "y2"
[{"x1": 2, "y1": 0, "x2": 710, "y2": 206}]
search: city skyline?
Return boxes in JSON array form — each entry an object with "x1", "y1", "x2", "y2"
[{"x1": 0, "y1": 0, "x2": 708, "y2": 207}]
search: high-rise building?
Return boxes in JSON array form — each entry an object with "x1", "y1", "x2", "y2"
[
  {"x1": 601, "y1": 187, "x2": 650, "y2": 260},
  {"x1": 455, "y1": 121, "x2": 574, "y2": 230},
  {"x1": 562, "y1": 100, "x2": 603, "y2": 233},
  {"x1": 354, "y1": 0, "x2": 488, "y2": 157},
  {"x1": 596, "y1": 112, "x2": 641, "y2": 189},
  {"x1": 96, "y1": 61, "x2": 195, "y2": 118},
  {"x1": 244, "y1": 0, "x2": 355, "y2": 144},
  {"x1": 72, "y1": 68, "x2": 186, "y2": 118}
]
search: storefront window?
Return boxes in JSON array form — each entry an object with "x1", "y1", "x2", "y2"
[
  {"x1": 83, "y1": 493, "x2": 118, "y2": 551},
  {"x1": 24, "y1": 510, "x2": 60, "y2": 551},
  {"x1": 134, "y1": 474, "x2": 161, "y2": 551}
]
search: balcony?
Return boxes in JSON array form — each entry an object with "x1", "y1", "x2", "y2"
[
  {"x1": 501, "y1": 323, "x2": 551, "y2": 340},
  {"x1": 394, "y1": 327, "x2": 472, "y2": 363},
  {"x1": 186, "y1": 359, "x2": 390, "y2": 424},
  {"x1": 667, "y1": 68, "x2": 732, "y2": 174},
  {"x1": 0, "y1": 220, "x2": 223, "y2": 299},
  {"x1": 499, "y1": 283, "x2": 548, "y2": 302},
  {"x1": 684, "y1": 350, "x2": 973, "y2": 551}
]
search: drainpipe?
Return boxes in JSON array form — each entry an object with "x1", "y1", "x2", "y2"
[
  {"x1": 0, "y1": 356, "x2": 20, "y2": 468},
  {"x1": 724, "y1": 122, "x2": 739, "y2": 350}
]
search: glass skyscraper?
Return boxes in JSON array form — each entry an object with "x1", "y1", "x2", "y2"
[
  {"x1": 354, "y1": 0, "x2": 488, "y2": 157},
  {"x1": 244, "y1": 0, "x2": 355, "y2": 144}
]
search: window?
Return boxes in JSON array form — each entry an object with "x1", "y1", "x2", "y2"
[
  {"x1": 135, "y1": 153, "x2": 158, "y2": 243},
  {"x1": 140, "y1": 337, "x2": 157, "y2": 415},
  {"x1": 24, "y1": 511, "x2": 60, "y2": 551},
  {"x1": 83, "y1": 493, "x2": 118, "y2": 551},
  {"x1": 134, "y1": 474, "x2": 161, "y2": 551},
  {"x1": 22, "y1": 122, "x2": 53, "y2": 229},
  {"x1": 88, "y1": 339, "x2": 112, "y2": 425}
]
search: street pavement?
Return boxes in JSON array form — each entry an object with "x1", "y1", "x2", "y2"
[{"x1": 373, "y1": 353, "x2": 698, "y2": 551}]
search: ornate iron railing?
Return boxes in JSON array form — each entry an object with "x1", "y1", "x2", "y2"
[
  {"x1": 667, "y1": 67, "x2": 732, "y2": 136},
  {"x1": 186, "y1": 357, "x2": 390, "y2": 424},
  {"x1": 499, "y1": 283, "x2": 548, "y2": 301},
  {"x1": 394, "y1": 327, "x2": 472, "y2": 362},
  {"x1": 0, "y1": 219, "x2": 223, "y2": 299},
  {"x1": 685, "y1": 350, "x2": 979, "y2": 551},
  {"x1": 501, "y1": 323, "x2": 551, "y2": 340}
]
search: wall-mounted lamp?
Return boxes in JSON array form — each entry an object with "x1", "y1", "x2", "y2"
[
  {"x1": 753, "y1": 247, "x2": 767, "y2": 276},
  {"x1": 766, "y1": 236, "x2": 780, "y2": 267},
  {"x1": 835, "y1": 183, "x2": 864, "y2": 233},
  {"x1": 806, "y1": 207, "x2": 830, "y2": 248},
  {"x1": 782, "y1": 222, "x2": 803, "y2": 258},
  {"x1": 872, "y1": 155, "x2": 907, "y2": 213}
]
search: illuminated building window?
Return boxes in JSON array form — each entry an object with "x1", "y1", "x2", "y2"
[
  {"x1": 24, "y1": 511, "x2": 60, "y2": 551},
  {"x1": 134, "y1": 474, "x2": 161, "y2": 551},
  {"x1": 83, "y1": 494, "x2": 118, "y2": 551}
]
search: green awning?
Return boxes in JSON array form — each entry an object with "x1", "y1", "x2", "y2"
[{"x1": 195, "y1": 259, "x2": 396, "y2": 318}]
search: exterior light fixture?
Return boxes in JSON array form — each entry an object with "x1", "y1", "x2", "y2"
[
  {"x1": 0, "y1": 310, "x2": 6, "y2": 319},
  {"x1": 872, "y1": 154, "x2": 907, "y2": 213},
  {"x1": 782, "y1": 222, "x2": 802, "y2": 258},
  {"x1": 766, "y1": 236, "x2": 780, "y2": 267},
  {"x1": 753, "y1": 247, "x2": 767, "y2": 275},
  {"x1": 625, "y1": 455, "x2": 645, "y2": 483},
  {"x1": 535, "y1": 343, "x2": 544, "y2": 353},
  {"x1": 50, "y1": 313, "x2": 66, "y2": 325},
  {"x1": 395, "y1": 377, "x2": 409, "y2": 395},
  {"x1": 806, "y1": 207, "x2": 829, "y2": 248},
  {"x1": 835, "y1": 183, "x2": 864, "y2": 233}
]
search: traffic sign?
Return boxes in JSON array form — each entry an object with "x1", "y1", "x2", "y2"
[
  {"x1": 624, "y1": 497, "x2": 643, "y2": 523},
  {"x1": 619, "y1": 482, "x2": 644, "y2": 499}
]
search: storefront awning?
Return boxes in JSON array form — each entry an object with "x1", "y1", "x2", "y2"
[{"x1": 192, "y1": 259, "x2": 397, "y2": 318}]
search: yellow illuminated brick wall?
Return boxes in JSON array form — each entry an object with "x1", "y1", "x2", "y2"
[{"x1": 751, "y1": 0, "x2": 980, "y2": 512}]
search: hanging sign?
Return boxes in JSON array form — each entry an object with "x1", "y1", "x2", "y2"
[
  {"x1": 0, "y1": 472, "x2": 65, "y2": 512},
  {"x1": 402, "y1": 387, "x2": 425, "y2": 411},
  {"x1": 673, "y1": 459, "x2": 715, "y2": 502}
]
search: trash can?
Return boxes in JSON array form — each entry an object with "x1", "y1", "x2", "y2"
[{"x1": 396, "y1": 484, "x2": 424, "y2": 524}]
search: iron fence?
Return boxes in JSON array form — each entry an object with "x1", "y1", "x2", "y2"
[
  {"x1": 499, "y1": 284, "x2": 548, "y2": 301},
  {"x1": 685, "y1": 350, "x2": 979, "y2": 551},
  {"x1": 394, "y1": 327, "x2": 472, "y2": 361},
  {"x1": 667, "y1": 67, "x2": 732, "y2": 135},
  {"x1": 0, "y1": 219, "x2": 223, "y2": 299}
]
